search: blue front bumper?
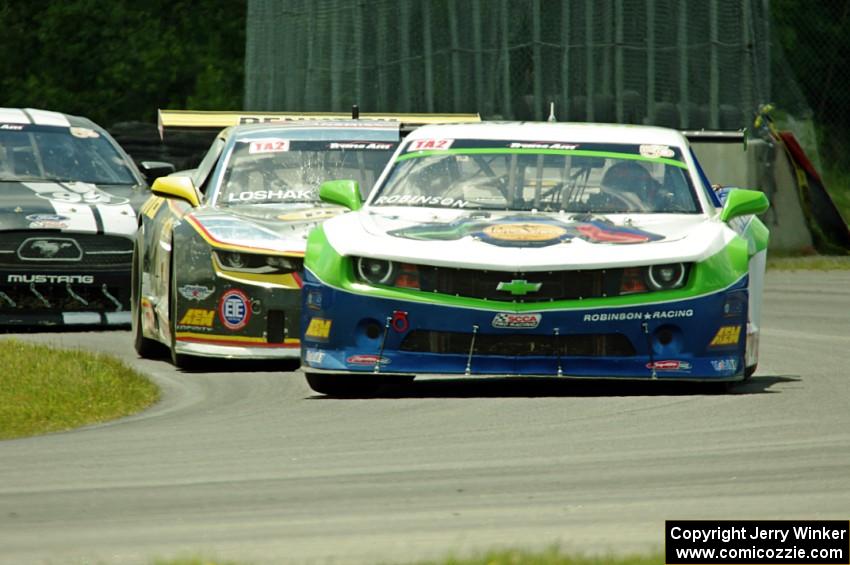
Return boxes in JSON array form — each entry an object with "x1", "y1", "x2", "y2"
[{"x1": 301, "y1": 271, "x2": 748, "y2": 381}]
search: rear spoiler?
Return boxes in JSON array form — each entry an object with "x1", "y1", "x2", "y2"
[
  {"x1": 682, "y1": 129, "x2": 746, "y2": 144},
  {"x1": 157, "y1": 109, "x2": 481, "y2": 140}
]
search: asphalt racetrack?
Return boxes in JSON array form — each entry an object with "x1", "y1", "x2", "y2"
[{"x1": 1, "y1": 271, "x2": 849, "y2": 565}]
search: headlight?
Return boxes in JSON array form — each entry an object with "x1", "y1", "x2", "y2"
[
  {"x1": 356, "y1": 257, "x2": 396, "y2": 284},
  {"x1": 646, "y1": 263, "x2": 687, "y2": 290},
  {"x1": 214, "y1": 250, "x2": 302, "y2": 274}
]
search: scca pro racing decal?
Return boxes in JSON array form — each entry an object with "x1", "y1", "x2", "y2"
[
  {"x1": 346, "y1": 354, "x2": 391, "y2": 366},
  {"x1": 492, "y1": 312, "x2": 542, "y2": 329},
  {"x1": 646, "y1": 360, "x2": 692, "y2": 372},
  {"x1": 218, "y1": 289, "x2": 251, "y2": 330}
]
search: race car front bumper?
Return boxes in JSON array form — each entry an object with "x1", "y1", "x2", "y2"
[{"x1": 301, "y1": 272, "x2": 750, "y2": 381}]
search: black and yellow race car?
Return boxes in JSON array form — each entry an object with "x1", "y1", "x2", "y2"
[{"x1": 133, "y1": 110, "x2": 478, "y2": 367}]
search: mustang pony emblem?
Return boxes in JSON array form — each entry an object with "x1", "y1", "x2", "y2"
[{"x1": 31, "y1": 240, "x2": 72, "y2": 257}]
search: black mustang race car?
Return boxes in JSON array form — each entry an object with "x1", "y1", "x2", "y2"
[{"x1": 0, "y1": 107, "x2": 172, "y2": 326}]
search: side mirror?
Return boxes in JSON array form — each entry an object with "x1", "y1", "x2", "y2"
[
  {"x1": 151, "y1": 176, "x2": 200, "y2": 208},
  {"x1": 319, "y1": 179, "x2": 362, "y2": 211},
  {"x1": 719, "y1": 188, "x2": 769, "y2": 222},
  {"x1": 139, "y1": 160, "x2": 176, "y2": 183}
]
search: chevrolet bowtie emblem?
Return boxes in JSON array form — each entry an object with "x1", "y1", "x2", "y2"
[{"x1": 496, "y1": 279, "x2": 542, "y2": 296}]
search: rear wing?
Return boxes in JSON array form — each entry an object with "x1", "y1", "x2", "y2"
[
  {"x1": 682, "y1": 129, "x2": 746, "y2": 144},
  {"x1": 157, "y1": 109, "x2": 481, "y2": 140}
]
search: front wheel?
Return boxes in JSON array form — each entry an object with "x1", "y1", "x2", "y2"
[
  {"x1": 132, "y1": 242, "x2": 162, "y2": 358},
  {"x1": 305, "y1": 372, "x2": 381, "y2": 397}
]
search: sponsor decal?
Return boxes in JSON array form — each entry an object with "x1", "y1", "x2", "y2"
[
  {"x1": 248, "y1": 139, "x2": 290, "y2": 154},
  {"x1": 69, "y1": 127, "x2": 100, "y2": 139},
  {"x1": 306, "y1": 289, "x2": 323, "y2": 310},
  {"x1": 646, "y1": 360, "x2": 692, "y2": 371},
  {"x1": 328, "y1": 142, "x2": 394, "y2": 150},
  {"x1": 722, "y1": 293, "x2": 746, "y2": 317},
  {"x1": 639, "y1": 144, "x2": 675, "y2": 158},
  {"x1": 373, "y1": 194, "x2": 469, "y2": 208},
  {"x1": 179, "y1": 308, "x2": 215, "y2": 328},
  {"x1": 34, "y1": 182, "x2": 129, "y2": 206},
  {"x1": 278, "y1": 208, "x2": 339, "y2": 221},
  {"x1": 26, "y1": 214, "x2": 69, "y2": 223},
  {"x1": 226, "y1": 189, "x2": 315, "y2": 202},
  {"x1": 0, "y1": 123, "x2": 24, "y2": 131},
  {"x1": 709, "y1": 325, "x2": 742, "y2": 347},
  {"x1": 178, "y1": 284, "x2": 215, "y2": 301},
  {"x1": 407, "y1": 138, "x2": 454, "y2": 151},
  {"x1": 388, "y1": 215, "x2": 663, "y2": 247},
  {"x1": 17, "y1": 237, "x2": 82, "y2": 261},
  {"x1": 391, "y1": 310, "x2": 409, "y2": 332},
  {"x1": 710, "y1": 358, "x2": 739, "y2": 373},
  {"x1": 496, "y1": 279, "x2": 542, "y2": 296},
  {"x1": 304, "y1": 349, "x2": 326, "y2": 364},
  {"x1": 583, "y1": 309, "x2": 694, "y2": 322},
  {"x1": 483, "y1": 223, "x2": 567, "y2": 242},
  {"x1": 509, "y1": 142, "x2": 578, "y2": 150},
  {"x1": 492, "y1": 312, "x2": 542, "y2": 329},
  {"x1": 305, "y1": 317, "x2": 332, "y2": 339},
  {"x1": 7, "y1": 274, "x2": 94, "y2": 284},
  {"x1": 346, "y1": 354, "x2": 391, "y2": 366},
  {"x1": 218, "y1": 289, "x2": 251, "y2": 330}
]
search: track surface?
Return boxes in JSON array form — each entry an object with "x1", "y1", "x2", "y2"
[{"x1": 1, "y1": 271, "x2": 849, "y2": 565}]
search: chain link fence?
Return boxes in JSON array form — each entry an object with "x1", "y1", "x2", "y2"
[{"x1": 245, "y1": 0, "x2": 799, "y2": 131}]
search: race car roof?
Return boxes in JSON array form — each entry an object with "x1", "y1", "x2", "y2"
[
  {"x1": 158, "y1": 109, "x2": 481, "y2": 140},
  {"x1": 0, "y1": 107, "x2": 103, "y2": 131},
  {"x1": 403, "y1": 121, "x2": 691, "y2": 147}
]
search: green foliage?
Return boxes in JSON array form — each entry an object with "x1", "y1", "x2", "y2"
[
  {"x1": 0, "y1": 339, "x2": 159, "y2": 439},
  {"x1": 0, "y1": 0, "x2": 245, "y2": 127}
]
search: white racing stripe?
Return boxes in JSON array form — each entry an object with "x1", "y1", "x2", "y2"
[
  {"x1": 25, "y1": 108, "x2": 70, "y2": 127},
  {"x1": 0, "y1": 108, "x2": 30, "y2": 124},
  {"x1": 97, "y1": 203, "x2": 137, "y2": 236},
  {"x1": 23, "y1": 182, "x2": 98, "y2": 233},
  {"x1": 62, "y1": 312, "x2": 102, "y2": 325}
]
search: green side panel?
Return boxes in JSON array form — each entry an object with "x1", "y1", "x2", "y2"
[
  {"x1": 308, "y1": 233, "x2": 751, "y2": 313},
  {"x1": 745, "y1": 217, "x2": 770, "y2": 253}
]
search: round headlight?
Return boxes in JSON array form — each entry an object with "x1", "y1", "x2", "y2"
[
  {"x1": 647, "y1": 263, "x2": 686, "y2": 290},
  {"x1": 357, "y1": 257, "x2": 395, "y2": 284}
]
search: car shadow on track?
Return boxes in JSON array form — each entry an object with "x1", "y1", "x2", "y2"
[{"x1": 310, "y1": 374, "x2": 799, "y2": 399}]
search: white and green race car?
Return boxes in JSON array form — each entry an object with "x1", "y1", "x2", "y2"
[{"x1": 300, "y1": 122, "x2": 770, "y2": 394}]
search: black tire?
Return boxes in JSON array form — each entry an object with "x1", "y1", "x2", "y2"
[
  {"x1": 744, "y1": 364, "x2": 757, "y2": 380},
  {"x1": 305, "y1": 372, "x2": 381, "y2": 397},
  {"x1": 132, "y1": 242, "x2": 161, "y2": 358}
]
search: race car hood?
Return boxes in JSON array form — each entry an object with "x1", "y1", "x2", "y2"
[
  {"x1": 0, "y1": 180, "x2": 147, "y2": 237},
  {"x1": 189, "y1": 202, "x2": 344, "y2": 254},
  {"x1": 323, "y1": 207, "x2": 736, "y2": 270}
]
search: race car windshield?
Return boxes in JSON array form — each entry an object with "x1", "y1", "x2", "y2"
[
  {"x1": 373, "y1": 143, "x2": 701, "y2": 214},
  {"x1": 0, "y1": 127, "x2": 137, "y2": 184},
  {"x1": 218, "y1": 139, "x2": 397, "y2": 206}
]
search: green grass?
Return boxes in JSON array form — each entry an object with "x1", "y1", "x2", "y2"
[
  {"x1": 0, "y1": 339, "x2": 159, "y2": 440},
  {"x1": 767, "y1": 254, "x2": 850, "y2": 270},
  {"x1": 151, "y1": 551, "x2": 663, "y2": 565}
]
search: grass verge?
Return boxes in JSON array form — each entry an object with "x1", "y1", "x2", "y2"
[
  {"x1": 0, "y1": 339, "x2": 159, "y2": 440},
  {"x1": 151, "y1": 551, "x2": 664, "y2": 565},
  {"x1": 767, "y1": 254, "x2": 850, "y2": 270}
]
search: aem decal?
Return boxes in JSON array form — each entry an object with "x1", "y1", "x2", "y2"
[
  {"x1": 492, "y1": 312, "x2": 542, "y2": 329},
  {"x1": 218, "y1": 289, "x2": 251, "y2": 330},
  {"x1": 305, "y1": 317, "x2": 332, "y2": 339},
  {"x1": 179, "y1": 308, "x2": 215, "y2": 328},
  {"x1": 709, "y1": 325, "x2": 742, "y2": 347}
]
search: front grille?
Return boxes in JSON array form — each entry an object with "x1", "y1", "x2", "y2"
[
  {"x1": 0, "y1": 283, "x2": 130, "y2": 313},
  {"x1": 0, "y1": 231, "x2": 133, "y2": 268},
  {"x1": 414, "y1": 265, "x2": 626, "y2": 303},
  {"x1": 400, "y1": 330, "x2": 636, "y2": 357}
]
